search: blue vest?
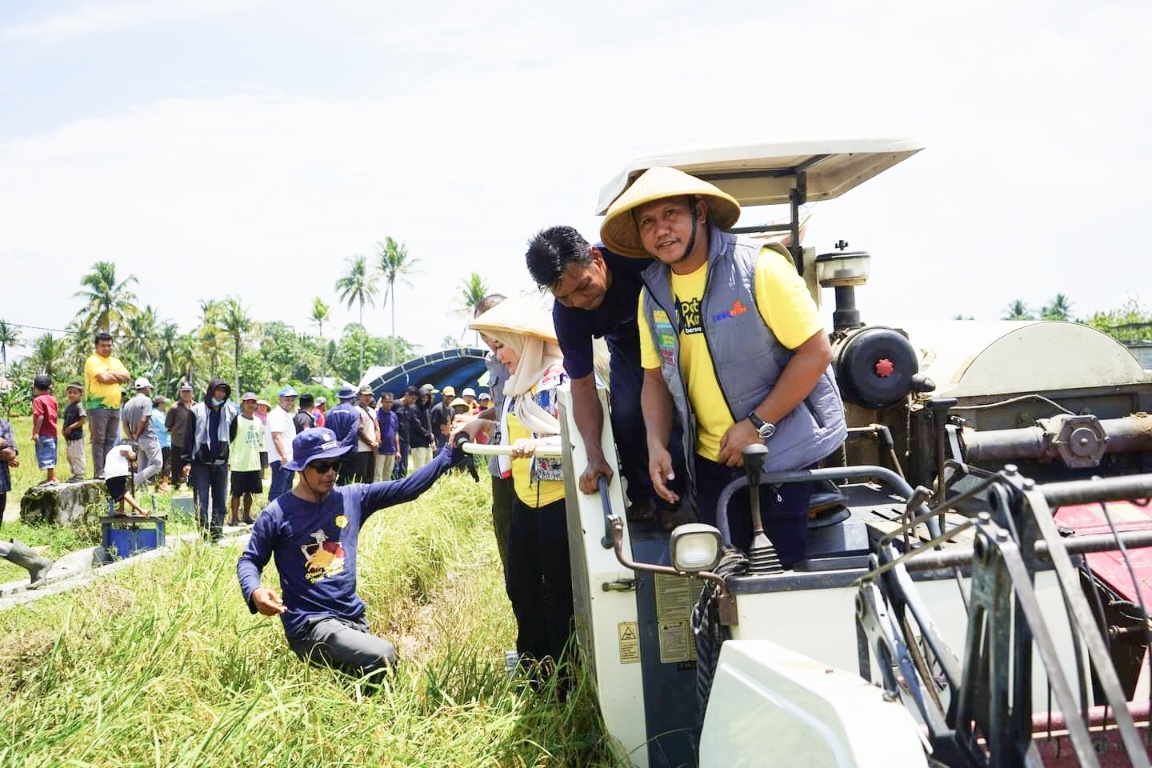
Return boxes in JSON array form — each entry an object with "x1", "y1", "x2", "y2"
[{"x1": 640, "y1": 228, "x2": 847, "y2": 485}]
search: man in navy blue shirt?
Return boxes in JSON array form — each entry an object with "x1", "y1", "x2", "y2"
[
  {"x1": 526, "y1": 225, "x2": 674, "y2": 524},
  {"x1": 237, "y1": 422, "x2": 484, "y2": 681},
  {"x1": 322, "y1": 385, "x2": 360, "y2": 485}
]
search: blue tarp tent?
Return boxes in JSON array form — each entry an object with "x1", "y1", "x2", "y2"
[{"x1": 362, "y1": 348, "x2": 489, "y2": 398}]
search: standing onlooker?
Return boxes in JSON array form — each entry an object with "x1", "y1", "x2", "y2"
[
  {"x1": 182, "y1": 379, "x2": 237, "y2": 541},
  {"x1": 312, "y1": 397, "x2": 327, "y2": 429},
  {"x1": 31, "y1": 374, "x2": 59, "y2": 486},
  {"x1": 461, "y1": 387, "x2": 481, "y2": 415},
  {"x1": 122, "y1": 377, "x2": 162, "y2": 489},
  {"x1": 61, "y1": 382, "x2": 87, "y2": 481},
  {"x1": 150, "y1": 395, "x2": 171, "y2": 492},
  {"x1": 84, "y1": 332, "x2": 131, "y2": 479},
  {"x1": 266, "y1": 387, "x2": 298, "y2": 502},
  {"x1": 166, "y1": 383, "x2": 195, "y2": 490},
  {"x1": 323, "y1": 386, "x2": 360, "y2": 485},
  {"x1": 355, "y1": 386, "x2": 379, "y2": 483},
  {"x1": 429, "y1": 385, "x2": 456, "y2": 454},
  {"x1": 255, "y1": 399, "x2": 270, "y2": 475},
  {"x1": 392, "y1": 386, "x2": 417, "y2": 478},
  {"x1": 408, "y1": 385, "x2": 435, "y2": 471},
  {"x1": 0, "y1": 415, "x2": 19, "y2": 521},
  {"x1": 0, "y1": 415, "x2": 54, "y2": 587},
  {"x1": 374, "y1": 392, "x2": 400, "y2": 482},
  {"x1": 295, "y1": 393, "x2": 316, "y2": 434},
  {"x1": 228, "y1": 393, "x2": 264, "y2": 526}
]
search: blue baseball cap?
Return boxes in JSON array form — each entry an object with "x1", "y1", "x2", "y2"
[
  {"x1": 282, "y1": 428, "x2": 353, "y2": 472},
  {"x1": 278, "y1": 386, "x2": 298, "y2": 398}
]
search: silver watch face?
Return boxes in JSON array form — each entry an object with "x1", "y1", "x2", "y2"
[{"x1": 757, "y1": 422, "x2": 775, "y2": 440}]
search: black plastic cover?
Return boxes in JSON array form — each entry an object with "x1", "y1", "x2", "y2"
[{"x1": 834, "y1": 326, "x2": 919, "y2": 409}]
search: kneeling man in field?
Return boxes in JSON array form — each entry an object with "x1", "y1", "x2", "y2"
[{"x1": 237, "y1": 422, "x2": 484, "y2": 680}]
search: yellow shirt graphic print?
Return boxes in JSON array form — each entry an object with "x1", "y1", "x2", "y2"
[{"x1": 301, "y1": 529, "x2": 346, "y2": 583}]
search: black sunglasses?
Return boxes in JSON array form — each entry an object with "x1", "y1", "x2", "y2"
[{"x1": 309, "y1": 459, "x2": 342, "y2": 474}]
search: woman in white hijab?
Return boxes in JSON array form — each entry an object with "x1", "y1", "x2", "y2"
[{"x1": 470, "y1": 295, "x2": 573, "y2": 672}]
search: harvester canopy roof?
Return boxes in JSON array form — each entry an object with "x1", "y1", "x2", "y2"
[{"x1": 596, "y1": 137, "x2": 924, "y2": 214}]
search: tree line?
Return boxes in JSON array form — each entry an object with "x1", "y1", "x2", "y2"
[{"x1": 0, "y1": 238, "x2": 494, "y2": 416}]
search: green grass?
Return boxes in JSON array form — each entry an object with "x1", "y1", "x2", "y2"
[{"x1": 0, "y1": 423, "x2": 622, "y2": 766}]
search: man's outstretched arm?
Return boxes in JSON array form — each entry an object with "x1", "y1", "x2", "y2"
[{"x1": 570, "y1": 374, "x2": 613, "y2": 494}]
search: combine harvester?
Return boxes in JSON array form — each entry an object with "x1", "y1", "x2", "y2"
[{"x1": 468, "y1": 139, "x2": 1152, "y2": 766}]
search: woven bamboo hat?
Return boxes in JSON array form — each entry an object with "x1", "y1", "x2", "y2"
[
  {"x1": 600, "y1": 166, "x2": 741, "y2": 257},
  {"x1": 469, "y1": 295, "x2": 557, "y2": 342}
]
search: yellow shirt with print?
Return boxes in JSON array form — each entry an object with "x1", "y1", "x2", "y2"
[
  {"x1": 507, "y1": 410, "x2": 566, "y2": 507},
  {"x1": 83, "y1": 354, "x2": 131, "y2": 410},
  {"x1": 639, "y1": 246, "x2": 825, "y2": 462}
]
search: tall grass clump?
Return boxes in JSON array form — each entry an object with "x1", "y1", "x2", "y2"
[{"x1": 0, "y1": 468, "x2": 621, "y2": 767}]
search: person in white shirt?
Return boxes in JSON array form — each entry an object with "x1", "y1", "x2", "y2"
[
  {"x1": 355, "y1": 386, "x2": 380, "y2": 483},
  {"x1": 266, "y1": 386, "x2": 298, "y2": 502},
  {"x1": 104, "y1": 444, "x2": 148, "y2": 516}
]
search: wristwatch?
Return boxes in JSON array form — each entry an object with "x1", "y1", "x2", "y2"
[{"x1": 747, "y1": 411, "x2": 776, "y2": 440}]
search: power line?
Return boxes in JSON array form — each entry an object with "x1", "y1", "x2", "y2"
[{"x1": 0, "y1": 321, "x2": 71, "y2": 334}]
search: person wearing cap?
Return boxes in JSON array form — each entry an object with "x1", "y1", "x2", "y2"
[
  {"x1": 150, "y1": 394, "x2": 172, "y2": 493},
  {"x1": 374, "y1": 392, "x2": 400, "y2": 482},
  {"x1": 312, "y1": 397, "x2": 327, "y2": 429},
  {"x1": 354, "y1": 386, "x2": 380, "y2": 483},
  {"x1": 460, "y1": 387, "x2": 480, "y2": 415},
  {"x1": 228, "y1": 393, "x2": 265, "y2": 526},
  {"x1": 601, "y1": 166, "x2": 847, "y2": 564},
  {"x1": 236, "y1": 419, "x2": 488, "y2": 681},
  {"x1": 322, "y1": 385, "x2": 361, "y2": 485},
  {"x1": 255, "y1": 399, "x2": 270, "y2": 473},
  {"x1": 31, "y1": 374, "x2": 59, "y2": 486},
  {"x1": 166, "y1": 383, "x2": 196, "y2": 490},
  {"x1": 61, "y1": 382, "x2": 87, "y2": 481},
  {"x1": 408, "y1": 385, "x2": 436, "y2": 471},
  {"x1": 429, "y1": 385, "x2": 457, "y2": 454},
  {"x1": 266, "y1": 386, "x2": 299, "y2": 502},
  {"x1": 182, "y1": 379, "x2": 238, "y2": 541},
  {"x1": 84, "y1": 332, "x2": 132, "y2": 479},
  {"x1": 526, "y1": 225, "x2": 675, "y2": 526},
  {"x1": 122, "y1": 377, "x2": 163, "y2": 489},
  {"x1": 469, "y1": 295, "x2": 574, "y2": 674}
]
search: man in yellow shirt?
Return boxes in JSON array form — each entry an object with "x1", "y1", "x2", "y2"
[
  {"x1": 83, "y1": 331, "x2": 131, "y2": 479},
  {"x1": 600, "y1": 167, "x2": 847, "y2": 565}
]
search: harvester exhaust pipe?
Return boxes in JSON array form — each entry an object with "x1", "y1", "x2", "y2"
[{"x1": 742, "y1": 444, "x2": 784, "y2": 574}]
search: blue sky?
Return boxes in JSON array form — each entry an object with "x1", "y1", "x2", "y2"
[{"x1": 2, "y1": 0, "x2": 1149, "y2": 365}]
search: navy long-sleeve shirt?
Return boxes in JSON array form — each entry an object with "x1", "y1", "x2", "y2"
[{"x1": 237, "y1": 446, "x2": 455, "y2": 638}]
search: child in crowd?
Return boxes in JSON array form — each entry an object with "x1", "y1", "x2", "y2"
[
  {"x1": 61, "y1": 382, "x2": 87, "y2": 481},
  {"x1": 104, "y1": 444, "x2": 148, "y2": 516},
  {"x1": 31, "y1": 374, "x2": 59, "y2": 486}
]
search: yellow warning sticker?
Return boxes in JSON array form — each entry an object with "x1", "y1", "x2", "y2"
[{"x1": 618, "y1": 622, "x2": 640, "y2": 664}]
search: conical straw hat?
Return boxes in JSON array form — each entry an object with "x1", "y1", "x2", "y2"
[
  {"x1": 599, "y1": 166, "x2": 741, "y2": 257},
  {"x1": 469, "y1": 295, "x2": 557, "y2": 342}
]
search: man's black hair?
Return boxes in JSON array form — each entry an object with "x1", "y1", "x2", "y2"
[
  {"x1": 474, "y1": 293, "x2": 507, "y2": 317},
  {"x1": 404, "y1": 385, "x2": 419, "y2": 396},
  {"x1": 299, "y1": 393, "x2": 315, "y2": 408},
  {"x1": 525, "y1": 226, "x2": 592, "y2": 289},
  {"x1": 94, "y1": 331, "x2": 113, "y2": 344}
]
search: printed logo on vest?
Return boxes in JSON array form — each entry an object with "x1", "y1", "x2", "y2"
[
  {"x1": 711, "y1": 299, "x2": 748, "y2": 324},
  {"x1": 653, "y1": 312, "x2": 677, "y2": 367}
]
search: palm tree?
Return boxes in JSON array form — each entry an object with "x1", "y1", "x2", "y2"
[
  {"x1": 218, "y1": 296, "x2": 254, "y2": 394},
  {"x1": 73, "y1": 261, "x2": 139, "y2": 335},
  {"x1": 197, "y1": 299, "x2": 224, "y2": 374},
  {"x1": 455, "y1": 273, "x2": 490, "y2": 343},
  {"x1": 156, "y1": 322, "x2": 180, "y2": 392},
  {"x1": 375, "y1": 237, "x2": 420, "y2": 365},
  {"x1": 174, "y1": 335, "x2": 199, "y2": 391},
  {"x1": 335, "y1": 255, "x2": 379, "y2": 375},
  {"x1": 0, "y1": 319, "x2": 21, "y2": 372},
  {"x1": 122, "y1": 305, "x2": 161, "y2": 363},
  {"x1": 30, "y1": 334, "x2": 65, "y2": 377},
  {"x1": 310, "y1": 297, "x2": 331, "y2": 379},
  {"x1": 1002, "y1": 300, "x2": 1034, "y2": 321},
  {"x1": 1041, "y1": 294, "x2": 1074, "y2": 321}
]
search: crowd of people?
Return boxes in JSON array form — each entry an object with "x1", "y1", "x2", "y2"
[{"x1": 6, "y1": 166, "x2": 850, "y2": 692}]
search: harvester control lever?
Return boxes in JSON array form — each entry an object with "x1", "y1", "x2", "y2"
[{"x1": 742, "y1": 444, "x2": 783, "y2": 574}]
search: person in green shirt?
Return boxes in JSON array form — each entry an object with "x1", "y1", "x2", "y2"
[{"x1": 229, "y1": 393, "x2": 265, "y2": 526}]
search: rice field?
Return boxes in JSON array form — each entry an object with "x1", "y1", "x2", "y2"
[{"x1": 0, "y1": 417, "x2": 624, "y2": 767}]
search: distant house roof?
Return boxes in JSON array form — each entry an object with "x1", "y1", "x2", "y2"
[{"x1": 361, "y1": 348, "x2": 490, "y2": 397}]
